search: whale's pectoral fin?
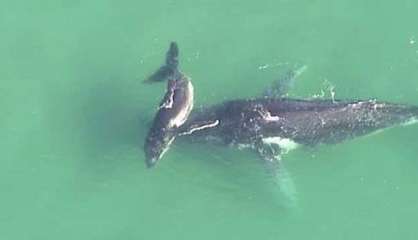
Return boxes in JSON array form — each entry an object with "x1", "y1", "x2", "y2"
[
  {"x1": 177, "y1": 119, "x2": 220, "y2": 136},
  {"x1": 254, "y1": 140, "x2": 298, "y2": 207},
  {"x1": 144, "y1": 42, "x2": 180, "y2": 83},
  {"x1": 263, "y1": 65, "x2": 307, "y2": 97},
  {"x1": 255, "y1": 139, "x2": 282, "y2": 162}
]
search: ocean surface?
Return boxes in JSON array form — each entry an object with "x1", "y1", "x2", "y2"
[{"x1": 2, "y1": 0, "x2": 418, "y2": 239}]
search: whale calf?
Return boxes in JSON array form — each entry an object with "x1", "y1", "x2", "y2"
[
  {"x1": 144, "y1": 43, "x2": 418, "y2": 167},
  {"x1": 143, "y1": 42, "x2": 194, "y2": 167}
]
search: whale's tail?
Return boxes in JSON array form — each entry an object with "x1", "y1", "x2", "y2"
[{"x1": 144, "y1": 42, "x2": 180, "y2": 83}]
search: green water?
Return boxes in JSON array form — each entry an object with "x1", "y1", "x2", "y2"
[{"x1": 2, "y1": 0, "x2": 418, "y2": 239}]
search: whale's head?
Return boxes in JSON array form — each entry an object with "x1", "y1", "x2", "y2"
[
  {"x1": 144, "y1": 126, "x2": 175, "y2": 168},
  {"x1": 144, "y1": 77, "x2": 194, "y2": 168}
]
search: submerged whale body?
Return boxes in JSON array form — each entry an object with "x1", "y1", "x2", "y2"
[{"x1": 143, "y1": 42, "x2": 418, "y2": 167}]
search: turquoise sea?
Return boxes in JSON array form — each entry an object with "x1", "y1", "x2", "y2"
[{"x1": 2, "y1": 0, "x2": 418, "y2": 239}]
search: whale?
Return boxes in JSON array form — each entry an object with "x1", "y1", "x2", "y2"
[
  {"x1": 177, "y1": 98, "x2": 418, "y2": 162},
  {"x1": 143, "y1": 42, "x2": 194, "y2": 167},
  {"x1": 143, "y1": 42, "x2": 418, "y2": 167}
]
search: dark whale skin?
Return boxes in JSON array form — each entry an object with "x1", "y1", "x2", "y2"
[
  {"x1": 179, "y1": 98, "x2": 418, "y2": 147},
  {"x1": 143, "y1": 42, "x2": 195, "y2": 168},
  {"x1": 144, "y1": 75, "x2": 193, "y2": 168},
  {"x1": 142, "y1": 42, "x2": 418, "y2": 165}
]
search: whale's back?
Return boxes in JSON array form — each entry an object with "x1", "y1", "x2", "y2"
[{"x1": 260, "y1": 99, "x2": 418, "y2": 145}]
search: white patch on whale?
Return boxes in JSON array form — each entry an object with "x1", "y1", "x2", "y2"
[
  {"x1": 237, "y1": 143, "x2": 251, "y2": 150},
  {"x1": 159, "y1": 90, "x2": 174, "y2": 109},
  {"x1": 262, "y1": 137, "x2": 299, "y2": 154},
  {"x1": 263, "y1": 113, "x2": 281, "y2": 122},
  {"x1": 179, "y1": 120, "x2": 219, "y2": 136},
  {"x1": 168, "y1": 80, "x2": 194, "y2": 128},
  {"x1": 402, "y1": 117, "x2": 418, "y2": 126},
  {"x1": 259, "y1": 110, "x2": 281, "y2": 122},
  {"x1": 158, "y1": 137, "x2": 175, "y2": 161}
]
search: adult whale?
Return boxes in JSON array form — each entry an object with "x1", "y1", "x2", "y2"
[
  {"x1": 178, "y1": 97, "x2": 418, "y2": 162},
  {"x1": 144, "y1": 43, "x2": 418, "y2": 167}
]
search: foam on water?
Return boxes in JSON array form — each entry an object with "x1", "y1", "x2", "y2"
[{"x1": 262, "y1": 137, "x2": 299, "y2": 154}]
